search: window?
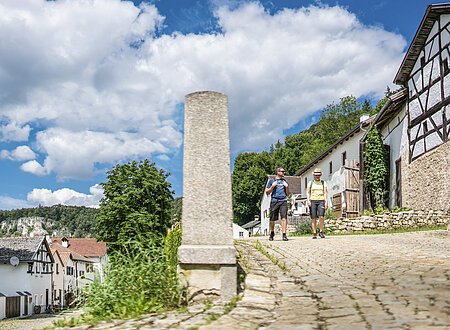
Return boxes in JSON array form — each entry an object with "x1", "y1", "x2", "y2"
[
  {"x1": 27, "y1": 263, "x2": 33, "y2": 273},
  {"x1": 79, "y1": 270, "x2": 85, "y2": 277},
  {"x1": 342, "y1": 151, "x2": 347, "y2": 166},
  {"x1": 304, "y1": 177, "x2": 308, "y2": 189},
  {"x1": 329, "y1": 161, "x2": 332, "y2": 174},
  {"x1": 423, "y1": 121, "x2": 428, "y2": 133},
  {"x1": 66, "y1": 266, "x2": 74, "y2": 276},
  {"x1": 86, "y1": 264, "x2": 94, "y2": 273},
  {"x1": 239, "y1": 231, "x2": 244, "y2": 237},
  {"x1": 420, "y1": 56, "x2": 425, "y2": 67},
  {"x1": 443, "y1": 58, "x2": 449, "y2": 74},
  {"x1": 56, "y1": 263, "x2": 59, "y2": 274}
]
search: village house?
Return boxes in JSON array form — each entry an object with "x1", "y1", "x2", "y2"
[
  {"x1": 50, "y1": 242, "x2": 94, "y2": 309},
  {"x1": 51, "y1": 237, "x2": 108, "y2": 282},
  {"x1": 386, "y1": 3, "x2": 450, "y2": 211},
  {"x1": 232, "y1": 223, "x2": 249, "y2": 239},
  {"x1": 0, "y1": 236, "x2": 53, "y2": 319}
]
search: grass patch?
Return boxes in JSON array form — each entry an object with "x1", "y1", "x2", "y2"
[
  {"x1": 56, "y1": 225, "x2": 185, "y2": 327},
  {"x1": 254, "y1": 241, "x2": 288, "y2": 272}
]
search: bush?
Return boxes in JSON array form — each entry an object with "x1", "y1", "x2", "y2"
[{"x1": 80, "y1": 227, "x2": 184, "y2": 321}]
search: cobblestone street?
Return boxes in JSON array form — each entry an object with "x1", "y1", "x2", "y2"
[{"x1": 1, "y1": 231, "x2": 448, "y2": 330}]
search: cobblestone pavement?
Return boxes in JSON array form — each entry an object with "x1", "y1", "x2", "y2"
[{"x1": 1, "y1": 231, "x2": 449, "y2": 330}]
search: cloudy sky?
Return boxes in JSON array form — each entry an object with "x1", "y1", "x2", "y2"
[{"x1": 0, "y1": 0, "x2": 445, "y2": 209}]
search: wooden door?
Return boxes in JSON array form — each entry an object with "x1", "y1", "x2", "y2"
[
  {"x1": 6, "y1": 296, "x2": 20, "y2": 318},
  {"x1": 344, "y1": 160, "x2": 360, "y2": 218}
]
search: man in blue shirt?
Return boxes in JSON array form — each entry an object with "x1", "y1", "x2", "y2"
[{"x1": 265, "y1": 167, "x2": 290, "y2": 241}]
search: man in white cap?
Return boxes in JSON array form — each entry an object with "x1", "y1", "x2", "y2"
[{"x1": 306, "y1": 168, "x2": 328, "y2": 239}]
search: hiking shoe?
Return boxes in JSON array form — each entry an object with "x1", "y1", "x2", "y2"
[
  {"x1": 319, "y1": 232, "x2": 325, "y2": 239},
  {"x1": 269, "y1": 231, "x2": 275, "y2": 241},
  {"x1": 282, "y1": 234, "x2": 289, "y2": 241},
  {"x1": 312, "y1": 234, "x2": 318, "y2": 239}
]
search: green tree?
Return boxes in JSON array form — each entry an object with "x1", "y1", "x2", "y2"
[
  {"x1": 232, "y1": 151, "x2": 274, "y2": 225},
  {"x1": 95, "y1": 160, "x2": 174, "y2": 250},
  {"x1": 364, "y1": 126, "x2": 389, "y2": 209}
]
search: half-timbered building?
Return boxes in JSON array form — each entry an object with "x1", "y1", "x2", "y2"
[
  {"x1": 392, "y1": 3, "x2": 450, "y2": 211},
  {"x1": 0, "y1": 236, "x2": 53, "y2": 319}
]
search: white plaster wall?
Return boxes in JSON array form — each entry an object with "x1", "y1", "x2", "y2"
[
  {"x1": 53, "y1": 258, "x2": 64, "y2": 307},
  {"x1": 260, "y1": 180, "x2": 271, "y2": 235},
  {"x1": 380, "y1": 107, "x2": 407, "y2": 208},
  {"x1": 232, "y1": 223, "x2": 249, "y2": 239},
  {"x1": 0, "y1": 264, "x2": 32, "y2": 295},
  {"x1": 0, "y1": 297, "x2": 5, "y2": 320}
]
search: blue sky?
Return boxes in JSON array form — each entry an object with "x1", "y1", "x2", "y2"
[{"x1": 0, "y1": 0, "x2": 447, "y2": 209}]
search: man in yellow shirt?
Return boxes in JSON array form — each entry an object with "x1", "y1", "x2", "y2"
[{"x1": 306, "y1": 168, "x2": 328, "y2": 239}]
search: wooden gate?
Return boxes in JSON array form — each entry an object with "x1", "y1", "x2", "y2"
[
  {"x1": 6, "y1": 296, "x2": 20, "y2": 318},
  {"x1": 344, "y1": 160, "x2": 360, "y2": 218}
]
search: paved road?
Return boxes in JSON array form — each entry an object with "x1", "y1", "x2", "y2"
[
  {"x1": 1, "y1": 231, "x2": 448, "y2": 330},
  {"x1": 208, "y1": 231, "x2": 450, "y2": 330}
]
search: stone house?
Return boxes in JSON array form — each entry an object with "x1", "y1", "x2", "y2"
[{"x1": 0, "y1": 236, "x2": 53, "y2": 319}]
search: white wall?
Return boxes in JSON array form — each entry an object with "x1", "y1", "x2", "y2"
[
  {"x1": 0, "y1": 263, "x2": 32, "y2": 296},
  {"x1": 0, "y1": 296, "x2": 5, "y2": 320},
  {"x1": 232, "y1": 223, "x2": 249, "y2": 239},
  {"x1": 380, "y1": 106, "x2": 408, "y2": 208},
  {"x1": 260, "y1": 179, "x2": 272, "y2": 235}
]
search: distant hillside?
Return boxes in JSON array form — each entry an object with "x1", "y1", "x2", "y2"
[{"x1": 0, "y1": 205, "x2": 98, "y2": 238}]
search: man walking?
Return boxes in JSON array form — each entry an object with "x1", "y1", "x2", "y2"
[{"x1": 266, "y1": 167, "x2": 290, "y2": 241}]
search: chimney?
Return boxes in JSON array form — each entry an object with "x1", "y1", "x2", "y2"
[
  {"x1": 360, "y1": 114, "x2": 370, "y2": 123},
  {"x1": 62, "y1": 237, "x2": 69, "y2": 248}
]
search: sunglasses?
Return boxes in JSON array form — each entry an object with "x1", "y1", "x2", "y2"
[{"x1": 278, "y1": 170, "x2": 285, "y2": 173}]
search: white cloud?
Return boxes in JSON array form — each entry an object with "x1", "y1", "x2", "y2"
[
  {"x1": 27, "y1": 184, "x2": 104, "y2": 208},
  {"x1": 0, "y1": 121, "x2": 31, "y2": 142},
  {"x1": 0, "y1": 196, "x2": 34, "y2": 210},
  {"x1": 0, "y1": 1, "x2": 406, "y2": 179},
  {"x1": 0, "y1": 145, "x2": 36, "y2": 161},
  {"x1": 20, "y1": 160, "x2": 47, "y2": 176}
]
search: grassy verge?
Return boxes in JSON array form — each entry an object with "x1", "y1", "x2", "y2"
[{"x1": 54, "y1": 224, "x2": 185, "y2": 327}]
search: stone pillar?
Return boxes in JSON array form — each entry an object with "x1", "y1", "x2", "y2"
[{"x1": 178, "y1": 91, "x2": 237, "y2": 302}]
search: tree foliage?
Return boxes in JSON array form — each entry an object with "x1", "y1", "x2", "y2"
[
  {"x1": 364, "y1": 126, "x2": 389, "y2": 209},
  {"x1": 232, "y1": 151, "x2": 274, "y2": 225},
  {"x1": 95, "y1": 160, "x2": 174, "y2": 250}
]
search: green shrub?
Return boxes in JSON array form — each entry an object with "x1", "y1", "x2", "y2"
[{"x1": 79, "y1": 227, "x2": 184, "y2": 322}]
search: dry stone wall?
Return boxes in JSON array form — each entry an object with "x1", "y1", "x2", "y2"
[
  {"x1": 401, "y1": 141, "x2": 450, "y2": 211},
  {"x1": 325, "y1": 210, "x2": 449, "y2": 233}
]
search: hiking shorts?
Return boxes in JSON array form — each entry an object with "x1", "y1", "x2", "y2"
[
  {"x1": 270, "y1": 200, "x2": 287, "y2": 221},
  {"x1": 310, "y1": 200, "x2": 325, "y2": 219}
]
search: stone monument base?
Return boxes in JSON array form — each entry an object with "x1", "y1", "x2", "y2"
[{"x1": 178, "y1": 245, "x2": 237, "y2": 302}]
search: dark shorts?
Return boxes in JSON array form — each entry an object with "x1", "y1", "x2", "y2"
[
  {"x1": 270, "y1": 200, "x2": 288, "y2": 221},
  {"x1": 310, "y1": 200, "x2": 325, "y2": 219}
]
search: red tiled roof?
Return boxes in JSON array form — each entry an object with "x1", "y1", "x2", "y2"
[
  {"x1": 51, "y1": 238, "x2": 107, "y2": 258},
  {"x1": 50, "y1": 243, "x2": 92, "y2": 264}
]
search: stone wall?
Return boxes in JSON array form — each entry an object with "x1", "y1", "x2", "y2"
[
  {"x1": 401, "y1": 141, "x2": 450, "y2": 211},
  {"x1": 325, "y1": 210, "x2": 449, "y2": 233}
]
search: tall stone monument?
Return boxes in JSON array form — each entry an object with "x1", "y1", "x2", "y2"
[{"x1": 178, "y1": 91, "x2": 237, "y2": 302}]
